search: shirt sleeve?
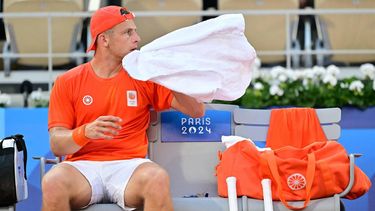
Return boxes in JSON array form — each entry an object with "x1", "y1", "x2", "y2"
[
  {"x1": 48, "y1": 76, "x2": 75, "y2": 130},
  {"x1": 148, "y1": 82, "x2": 173, "y2": 111}
]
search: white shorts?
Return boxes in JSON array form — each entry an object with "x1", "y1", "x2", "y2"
[{"x1": 63, "y1": 158, "x2": 151, "y2": 210}]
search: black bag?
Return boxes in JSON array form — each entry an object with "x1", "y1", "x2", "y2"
[{"x1": 0, "y1": 134, "x2": 28, "y2": 206}]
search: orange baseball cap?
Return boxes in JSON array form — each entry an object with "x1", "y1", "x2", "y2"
[{"x1": 87, "y1": 6, "x2": 135, "y2": 52}]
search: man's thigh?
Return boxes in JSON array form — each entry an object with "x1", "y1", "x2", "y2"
[
  {"x1": 45, "y1": 163, "x2": 92, "y2": 208},
  {"x1": 101, "y1": 158, "x2": 152, "y2": 210},
  {"x1": 123, "y1": 162, "x2": 167, "y2": 207}
]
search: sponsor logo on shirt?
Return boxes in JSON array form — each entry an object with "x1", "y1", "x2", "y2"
[
  {"x1": 82, "y1": 95, "x2": 93, "y2": 105},
  {"x1": 127, "y1": 90, "x2": 137, "y2": 107}
]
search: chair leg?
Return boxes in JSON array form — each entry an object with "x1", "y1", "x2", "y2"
[{"x1": 333, "y1": 194, "x2": 343, "y2": 211}]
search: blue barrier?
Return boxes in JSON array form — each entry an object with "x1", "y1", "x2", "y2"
[{"x1": 0, "y1": 108, "x2": 49, "y2": 211}]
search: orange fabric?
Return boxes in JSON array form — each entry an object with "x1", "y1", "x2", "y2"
[
  {"x1": 216, "y1": 140, "x2": 371, "y2": 210},
  {"x1": 264, "y1": 150, "x2": 315, "y2": 210},
  {"x1": 266, "y1": 108, "x2": 328, "y2": 149},
  {"x1": 48, "y1": 63, "x2": 173, "y2": 161},
  {"x1": 72, "y1": 124, "x2": 89, "y2": 146}
]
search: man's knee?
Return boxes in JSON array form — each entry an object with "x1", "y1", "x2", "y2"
[
  {"x1": 141, "y1": 165, "x2": 171, "y2": 195},
  {"x1": 42, "y1": 164, "x2": 91, "y2": 209},
  {"x1": 42, "y1": 168, "x2": 70, "y2": 199}
]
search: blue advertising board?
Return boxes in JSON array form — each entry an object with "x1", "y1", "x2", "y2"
[{"x1": 161, "y1": 110, "x2": 231, "y2": 142}]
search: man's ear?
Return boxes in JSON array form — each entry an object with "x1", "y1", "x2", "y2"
[{"x1": 97, "y1": 33, "x2": 110, "y2": 48}]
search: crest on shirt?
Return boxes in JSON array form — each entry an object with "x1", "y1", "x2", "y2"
[
  {"x1": 82, "y1": 95, "x2": 93, "y2": 105},
  {"x1": 127, "y1": 90, "x2": 137, "y2": 107}
]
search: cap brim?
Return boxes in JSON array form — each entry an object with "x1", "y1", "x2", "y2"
[{"x1": 86, "y1": 39, "x2": 96, "y2": 53}]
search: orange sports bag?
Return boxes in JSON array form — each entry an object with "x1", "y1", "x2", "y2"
[{"x1": 216, "y1": 140, "x2": 371, "y2": 210}]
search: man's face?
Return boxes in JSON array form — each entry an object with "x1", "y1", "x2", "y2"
[{"x1": 105, "y1": 20, "x2": 140, "y2": 58}]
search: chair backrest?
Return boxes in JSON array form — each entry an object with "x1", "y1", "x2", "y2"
[
  {"x1": 149, "y1": 104, "x2": 238, "y2": 197},
  {"x1": 3, "y1": 0, "x2": 84, "y2": 66},
  {"x1": 218, "y1": 0, "x2": 299, "y2": 64},
  {"x1": 234, "y1": 107, "x2": 342, "y2": 141},
  {"x1": 315, "y1": 0, "x2": 375, "y2": 64},
  {"x1": 149, "y1": 105, "x2": 342, "y2": 198},
  {"x1": 122, "y1": 0, "x2": 202, "y2": 48}
]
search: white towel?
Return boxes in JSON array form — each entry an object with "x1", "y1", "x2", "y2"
[
  {"x1": 221, "y1": 135, "x2": 271, "y2": 151},
  {"x1": 122, "y1": 14, "x2": 256, "y2": 102}
]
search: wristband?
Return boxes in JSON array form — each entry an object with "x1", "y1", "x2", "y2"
[{"x1": 72, "y1": 124, "x2": 90, "y2": 146}]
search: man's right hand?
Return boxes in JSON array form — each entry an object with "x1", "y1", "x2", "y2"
[
  {"x1": 85, "y1": 115, "x2": 123, "y2": 140},
  {"x1": 49, "y1": 115, "x2": 123, "y2": 156}
]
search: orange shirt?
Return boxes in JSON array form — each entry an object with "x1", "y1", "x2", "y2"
[{"x1": 48, "y1": 63, "x2": 173, "y2": 161}]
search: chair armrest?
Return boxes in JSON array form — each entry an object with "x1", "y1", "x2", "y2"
[
  {"x1": 32, "y1": 156, "x2": 62, "y2": 184},
  {"x1": 338, "y1": 153, "x2": 362, "y2": 197}
]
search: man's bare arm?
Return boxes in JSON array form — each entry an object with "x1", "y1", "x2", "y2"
[
  {"x1": 171, "y1": 91, "x2": 205, "y2": 118},
  {"x1": 49, "y1": 115, "x2": 122, "y2": 156}
]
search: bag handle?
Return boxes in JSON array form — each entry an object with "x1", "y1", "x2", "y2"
[
  {"x1": 14, "y1": 134, "x2": 27, "y2": 179},
  {"x1": 264, "y1": 150, "x2": 316, "y2": 210}
]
